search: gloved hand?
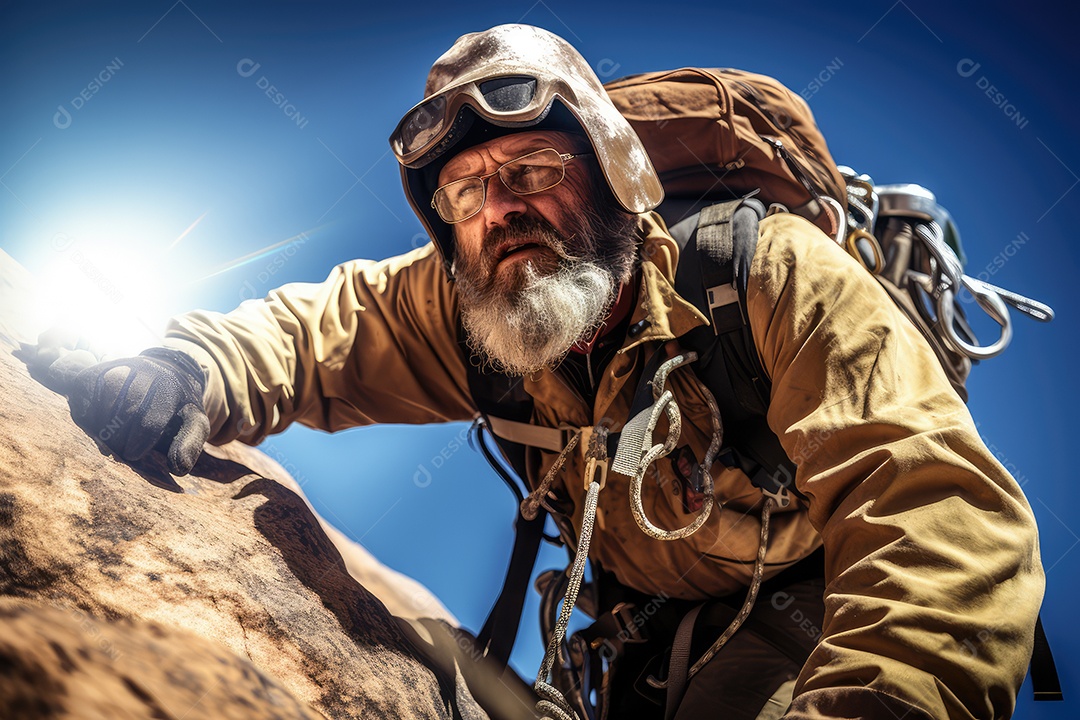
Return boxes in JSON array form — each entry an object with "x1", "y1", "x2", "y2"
[
  {"x1": 67, "y1": 347, "x2": 211, "y2": 475},
  {"x1": 15, "y1": 324, "x2": 109, "y2": 394}
]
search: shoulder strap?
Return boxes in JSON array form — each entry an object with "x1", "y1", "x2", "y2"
[
  {"x1": 460, "y1": 340, "x2": 547, "y2": 667},
  {"x1": 1032, "y1": 613, "x2": 1063, "y2": 701},
  {"x1": 668, "y1": 198, "x2": 799, "y2": 505}
]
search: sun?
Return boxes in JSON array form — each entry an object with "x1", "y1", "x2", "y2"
[{"x1": 21, "y1": 211, "x2": 212, "y2": 357}]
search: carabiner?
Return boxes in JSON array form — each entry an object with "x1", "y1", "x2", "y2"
[
  {"x1": 964, "y1": 275, "x2": 1055, "y2": 323},
  {"x1": 846, "y1": 228, "x2": 884, "y2": 274},
  {"x1": 939, "y1": 282, "x2": 1013, "y2": 359}
]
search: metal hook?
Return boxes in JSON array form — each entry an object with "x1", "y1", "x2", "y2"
[{"x1": 939, "y1": 284, "x2": 1013, "y2": 359}]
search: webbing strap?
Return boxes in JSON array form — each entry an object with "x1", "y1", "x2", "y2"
[
  {"x1": 611, "y1": 403, "x2": 656, "y2": 478},
  {"x1": 696, "y1": 201, "x2": 741, "y2": 331},
  {"x1": 487, "y1": 415, "x2": 568, "y2": 453},
  {"x1": 1032, "y1": 613, "x2": 1063, "y2": 701},
  {"x1": 664, "y1": 604, "x2": 705, "y2": 720},
  {"x1": 477, "y1": 510, "x2": 546, "y2": 666}
]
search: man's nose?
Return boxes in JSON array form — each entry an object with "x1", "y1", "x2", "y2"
[{"x1": 480, "y1": 174, "x2": 528, "y2": 229}]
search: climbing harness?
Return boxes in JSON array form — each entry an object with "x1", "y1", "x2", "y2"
[{"x1": 529, "y1": 352, "x2": 779, "y2": 720}]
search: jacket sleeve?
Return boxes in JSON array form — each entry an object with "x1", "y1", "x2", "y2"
[
  {"x1": 163, "y1": 243, "x2": 476, "y2": 445},
  {"x1": 745, "y1": 215, "x2": 1044, "y2": 719}
]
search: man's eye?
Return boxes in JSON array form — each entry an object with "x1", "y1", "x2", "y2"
[
  {"x1": 508, "y1": 164, "x2": 556, "y2": 192},
  {"x1": 448, "y1": 182, "x2": 481, "y2": 202},
  {"x1": 503, "y1": 166, "x2": 529, "y2": 183}
]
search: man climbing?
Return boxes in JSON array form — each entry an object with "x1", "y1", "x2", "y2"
[{"x1": 65, "y1": 24, "x2": 1043, "y2": 720}]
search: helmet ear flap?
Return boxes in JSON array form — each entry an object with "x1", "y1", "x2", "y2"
[{"x1": 401, "y1": 161, "x2": 457, "y2": 277}]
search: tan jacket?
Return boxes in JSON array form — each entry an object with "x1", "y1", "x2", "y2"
[{"x1": 165, "y1": 212, "x2": 1043, "y2": 719}]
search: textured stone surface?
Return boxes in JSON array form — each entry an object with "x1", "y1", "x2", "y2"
[
  {"x1": 0, "y1": 336, "x2": 474, "y2": 719},
  {"x1": 0, "y1": 596, "x2": 326, "y2": 719}
]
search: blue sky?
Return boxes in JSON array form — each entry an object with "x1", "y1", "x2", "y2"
[{"x1": 2, "y1": 1, "x2": 1078, "y2": 715}]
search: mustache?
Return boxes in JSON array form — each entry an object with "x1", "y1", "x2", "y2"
[{"x1": 480, "y1": 215, "x2": 581, "y2": 263}]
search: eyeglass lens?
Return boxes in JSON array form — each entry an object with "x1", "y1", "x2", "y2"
[{"x1": 432, "y1": 148, "x2": 568, "y2": 223}]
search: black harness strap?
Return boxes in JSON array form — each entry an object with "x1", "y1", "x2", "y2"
[
  {"x1": 476, "y1": 509, "x2": 547, "y2": 666},
  {"x1": 668, "y1": 197, "x2": 800, "y2": 503},
  {"x1": 1032, "y1": 614, "x2": 1063, "y2": 701},
  {"x1": 460, "y1": 335, "x2": 550, "y2": 667}
]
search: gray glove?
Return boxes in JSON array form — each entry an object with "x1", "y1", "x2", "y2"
[{"x1": 67, "y1": 347, "x2": 211, "y2": 475}]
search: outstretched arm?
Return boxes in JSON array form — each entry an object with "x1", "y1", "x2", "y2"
[{"x1": 164, "y1": 243, "x2": 476, "y2": 446}]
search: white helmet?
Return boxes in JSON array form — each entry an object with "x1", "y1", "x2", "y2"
[{"x1": 390, "y1": 24, "x2": 664, "y2": 273}]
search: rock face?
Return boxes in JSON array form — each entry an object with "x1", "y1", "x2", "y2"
[
  {"x1": 0, "y1": 326, "x2": 485, "y2": 718},
  {"x1": 0, "y1": 596, "x2": 326, "y2": 719}
]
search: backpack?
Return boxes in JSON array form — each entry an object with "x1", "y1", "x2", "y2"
[
  {"x1": 605, "y1": 68, "x2": 847, "y2": 240},
  {"x1": 605, "y1": 67, "x2": 1054, "y2": 400},
  {"x1": 466, "y1": 66, "x2": 1059, "y2": 703}
]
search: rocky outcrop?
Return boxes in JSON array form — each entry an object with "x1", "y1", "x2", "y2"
[
  {"x1": 0, "y1": 596, "x2": 326, "y2": 719},
  {"x1": 0, "y1": 248, "x2": 511, "y2": 718},
  {"x1": 0, "y1": 337, "x2": 480, "y2": 718}
]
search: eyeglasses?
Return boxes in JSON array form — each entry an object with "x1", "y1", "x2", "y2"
[{"x1": 431, "y1": 147, "x2": 592, "y2": 224}]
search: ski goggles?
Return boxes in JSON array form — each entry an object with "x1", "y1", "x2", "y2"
[
  {"x1": 391, "y1": 74, "x2": 578, "y2": 168},
  {"x1": 431, "y1": 147, "x2": 592, "y2": 223}
]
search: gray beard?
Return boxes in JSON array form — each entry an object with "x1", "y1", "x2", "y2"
[
  {"x1": 452, "y1": 180, "x2": 639, "y2": 378},
  {"x1": 458, "y1": 259, "x2": 616, "y2": 377}
]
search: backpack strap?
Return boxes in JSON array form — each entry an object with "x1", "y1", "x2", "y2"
[
  {"x1": 668, "y1": 198, "x2": 800, "y2": 506},
  {"x1": 1032, "y1": 613, "x2": 1063, "y2": 701}
]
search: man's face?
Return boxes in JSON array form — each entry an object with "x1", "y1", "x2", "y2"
[
  {"x1": 441, "y1": 130, "x2": 639, "y2": 377},
  {"x1": 439, "y1": 131, "x2": 592, "y2": 290}
]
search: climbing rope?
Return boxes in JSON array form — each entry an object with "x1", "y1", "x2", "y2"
[
  {"x1": 521, "y1": 431, "x2": 581, "y2": 521},
  {"x1": 614, "y1": 353, "x2": 723, "y2": 541},
  {"x1": 534, "y1": 427, "x2": 606, "y2": 720},
  {"x1": 646, "y1": 494, "x2": 775, "y2": 691},
  {"x1": 688, "y1": 493, "x2": 774, "y2": 677}
]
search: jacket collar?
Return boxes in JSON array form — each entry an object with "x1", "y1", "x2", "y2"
[{"x1": 620, "y1": 212, "x2": 709, "y2": 353}]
